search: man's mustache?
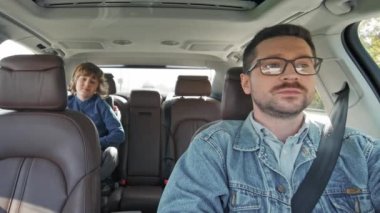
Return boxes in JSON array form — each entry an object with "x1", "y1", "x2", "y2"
[{"x1": 270, "y1": 82, "x2": 307, "y2": 93}]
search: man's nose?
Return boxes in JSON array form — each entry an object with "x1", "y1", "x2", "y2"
[{"x1": 280, "y1": 62, "x2": 299, "y2": 80}]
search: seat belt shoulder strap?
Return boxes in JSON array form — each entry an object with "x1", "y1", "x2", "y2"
[{"x1": 291, "y1": 82, "x2": 350, "y2": 213}]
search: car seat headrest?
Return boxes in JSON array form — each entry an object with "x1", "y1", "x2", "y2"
[
  {"x1": 104, "y1": 73, "x2": 116, "y2": 95},
  {"x1": 130, "y1": 90, "x2": 162, "y2": 108},
  {"x1": 174, "y1": 75, "x2": 211, "y2": 96},
  {"x1": 0, "y1": 55, "x2": 67, "y2": 111},
  {"x1": 221, "y1": 67, "x2": 253, "y2": 120}
]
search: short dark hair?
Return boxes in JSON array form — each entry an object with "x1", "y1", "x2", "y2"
[{"x1": 242, "y1": 24, "x2": 316, "y2": 73}]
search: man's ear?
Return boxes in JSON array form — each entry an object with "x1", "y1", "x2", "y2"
[{"x1": 240, "y1": 73, "x2": 251, "y2": 95}]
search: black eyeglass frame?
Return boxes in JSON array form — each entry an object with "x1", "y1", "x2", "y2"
[{"x1": 246, "y1": 56, "x2": 323, "y2": 76}]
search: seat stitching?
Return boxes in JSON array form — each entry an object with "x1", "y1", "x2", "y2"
[
  {"x1": 7, "y1": 158, "x2": 26, "y2": 213},
  {"x1": 16, "y1": 158, "x2": 33, "y2": 213}
]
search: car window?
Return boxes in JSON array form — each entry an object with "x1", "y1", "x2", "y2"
[
  {"x1": 358, "y1": 17, "x2": 380, "y2": 68},
  {"x1": 101, "y1": 66, "x2": 215, "y2": 96},
  {"x1": 0, "y1": 40, "x2": 34, "y2": 60},
  {"x1": 344, "y1": 16, "x2": 380, "y2": 101},
  {"x1": 305, "y1": 90, "x2": 328, "y2": 123}
]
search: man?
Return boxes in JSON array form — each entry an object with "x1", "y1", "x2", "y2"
[{"x1": 158, "y1": 24, "x2": 380, "y2": 212}]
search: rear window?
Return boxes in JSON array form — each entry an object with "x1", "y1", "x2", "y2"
[{"x1": 101, "y1": 66, "x2": 215, "y2": 96}]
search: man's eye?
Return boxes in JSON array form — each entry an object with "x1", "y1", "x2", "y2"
[
  {"x1": 296, "y1": 58, "x2": 314, "y2": 68},
  {"x1": 261, "y1": 63, "x2": 282, "y2": 74},
  {"x1": 295, "y1": 63, "x2": 313, "y2": 73},
  {"x1": 295, "y1": 63, "x2": 315, "y2": 74},
  {"x1": 295, "y1": 63, "x2": 310, "y2": 69},
  {"x1": 265, "y1": 63, "x2": 281, "y2": 69}
]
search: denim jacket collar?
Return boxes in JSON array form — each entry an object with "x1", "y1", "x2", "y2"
[
  {"x1": 232, "y1": 112, "x2": 323, "y2": 156},
  {"x1": 232, "y1": 112, "x2": 324, "y2": 181},
  {"x1": 232, "y1": 113, "x2": 261, "y2": 151}
]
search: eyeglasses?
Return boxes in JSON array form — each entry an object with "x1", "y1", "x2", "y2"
[{"x1": 246, "y1": 57, "x2": 323, "y2": 76}]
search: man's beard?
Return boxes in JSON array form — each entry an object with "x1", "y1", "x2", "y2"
[{"x1": 252, "y1": 82, "x2": 313, "y2": 119}]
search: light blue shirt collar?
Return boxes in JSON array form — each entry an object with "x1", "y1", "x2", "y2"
[{"x1": 233, "y1": 111, "x2": 322, "y2": 153}]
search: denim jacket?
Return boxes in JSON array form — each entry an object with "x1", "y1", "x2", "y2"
[{"x1": 158, "y1": 114, "x2": 380, "y2": 212}]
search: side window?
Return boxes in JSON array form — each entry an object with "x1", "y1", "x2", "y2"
[
  {"x1": 0, "y1": 40, "x2": 34, "y2": 60},
  {"x1": 309, "y1": 91, "x2": 325, "y2": 110},
  {"x1": 344, "y1": 17, "x2": 380, "y2": 100},
  {"x1": 358, "y1": 17, "x2": 380, "y2": 68},
  {"x1": 306, "y1": 90, "x2": 328, "y2": 123}
]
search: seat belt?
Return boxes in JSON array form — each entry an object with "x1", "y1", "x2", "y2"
[
  {"x1": 162, "y1": 100, "x2": 175, "y2": 184},
  {"x1": 291, "y1": 82, "x2": 350, "y2": 213}
]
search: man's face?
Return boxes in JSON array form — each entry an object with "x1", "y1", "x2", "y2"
[{"x1": 241, "y1": 36, "x2": 316, "y2": 119}]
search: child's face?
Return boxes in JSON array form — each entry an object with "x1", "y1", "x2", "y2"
[{"x1": 75, "y1": 74, "x2": 100, "y2": 101}]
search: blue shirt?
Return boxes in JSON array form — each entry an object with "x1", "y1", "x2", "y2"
[
  {"x1": 158, "y1": 113, "x2": 380, "y2": 212},
  {"x1": 68, "y1": 94, "x2": 125, "y2": 150},
  {"x1": 249, "y1": 114, "x2": 306, "y2": 182}
]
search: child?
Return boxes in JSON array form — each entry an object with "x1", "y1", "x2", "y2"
[{"x1": 68, "y1": 62, "x2": 125, "y2": 183}]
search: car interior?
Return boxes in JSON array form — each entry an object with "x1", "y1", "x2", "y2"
[{"x1": 1, "y1": 0, "x2": 380, "y2": 212}]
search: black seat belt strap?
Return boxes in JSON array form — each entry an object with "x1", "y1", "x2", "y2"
[
  {"x1": 163, "y1": 101, "x2": 175, "y2": 182},
  {"x1": 291, "y1": 82, "x2": 350, "y2": 213}
]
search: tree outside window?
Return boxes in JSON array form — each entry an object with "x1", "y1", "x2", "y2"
[{"x1": 359, "y1": 17, "x2": 380, "y2": 67}]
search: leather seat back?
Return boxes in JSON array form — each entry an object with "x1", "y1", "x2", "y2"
[
  {"x1": 127, "y1": 89, "x2": 162, "y2": 184},
  {"x1": 112, "y1": 90, "x2": 163, "y2": 213},
  {"x1": 103, "y1": 73, "x2": 128, "y2": 179},
  {"x1": 104, "y1": 73, "x2": 117, "y2": 107},
  {"x1": 191, "y1": 67, "x2": 253, "y2": 140},
  {"x1": 162, "y1": 76, "x2": 220, "y2": 160},
  {"x1": 0, "y1": 55, "x2": 101, "y2": 213},
  {"x1": 221, "y1": 67, "x2": 253, "y2": 120}
]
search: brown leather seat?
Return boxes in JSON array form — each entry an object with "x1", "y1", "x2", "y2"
[
  {"x1": 103, "y1": 73, "x2": 128, "y2": 123},
  {"x1": 162, "y1": 75, "x2": 221, "y2": 179},
  {"x1": 221, "y1": 67, "x2": 252, "y2": 120},
  {"x1": 103, "y1": 72, "x2": 128, "y2": 123},
  {"x1": 104, "y1": 73, "x2": 118, "y2": 107},
  {"x1": 0, "y1": 55, "x2": 101, "y2": 213},
  {"x1": 109, "y1": 90, "x2": 163, "y2": 213},
  {"x1": 191, "y1": 67, "x2": 253, "y2": 140}
]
